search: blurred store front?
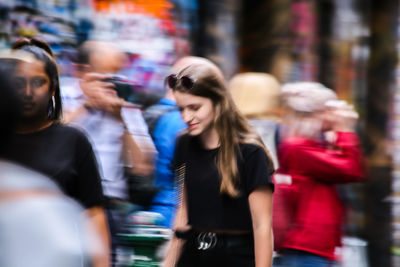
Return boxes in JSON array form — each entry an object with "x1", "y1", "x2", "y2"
[{"x1": 0, "y1": 0, "x2": 195, "y2": 97}]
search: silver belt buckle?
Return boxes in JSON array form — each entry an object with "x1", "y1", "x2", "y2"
[{"x1": 197, "y1": 232, "x2": 217, "y2": 250}]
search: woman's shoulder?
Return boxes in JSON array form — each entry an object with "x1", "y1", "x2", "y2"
[
  {"x1": 238, "y1": 142, "x2": 270, "y2": 165},
  {"x1": 51, "y1": 123, "x2": 85, "y2": 135},
  {"x1": 239, "y1": 142, "x2": 264, "y2": 155},
  {"x1": 50, "y1": 123, "x2": 92, "y2": 145}
]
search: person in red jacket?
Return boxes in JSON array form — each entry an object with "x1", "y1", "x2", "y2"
[{"x1": 273, "y1": 82, "x2": 364, "y2": 267}]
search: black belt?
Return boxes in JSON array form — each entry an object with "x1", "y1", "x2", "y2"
[{"x1": 176, "y1": 229, "x2": 253, "y2": 251}]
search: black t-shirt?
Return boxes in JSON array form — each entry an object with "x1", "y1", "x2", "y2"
[
  {"x1": 0, "y1": 123, "x2": 104, "y2": 208},
  {"x1": 173, "y1": 135, "x2": 274, "y2": 231}
]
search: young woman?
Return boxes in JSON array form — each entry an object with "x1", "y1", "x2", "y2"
[
  {"x1": 163, "y1": 62, "x2": 275, "y2": 267},
  {"x1": 0, "y1": 38, "x2": 110, "y2": 267}
]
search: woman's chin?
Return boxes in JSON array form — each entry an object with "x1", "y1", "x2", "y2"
[{"x1": 187, "y1": 128, "x2": 201, "y2": 136}]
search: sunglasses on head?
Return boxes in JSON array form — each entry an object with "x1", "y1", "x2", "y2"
[{"x1": 166, "y1": 74, "x2": 195, "y2": 90}]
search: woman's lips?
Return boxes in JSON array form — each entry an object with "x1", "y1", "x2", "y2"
[
  {"x1": 22, "y1": 102, "x2": 34, "y2": 109},
  {"x1": 188, "y1": 123, "x2": 198, "y2": 130}
]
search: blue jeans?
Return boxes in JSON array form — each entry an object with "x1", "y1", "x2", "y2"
[{"x1": 273, "y1": 250, "x2": 337, "y2": 267}]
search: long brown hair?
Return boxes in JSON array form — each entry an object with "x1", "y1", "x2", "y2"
[{"x1": 172, "y1": 63, "x2": 274, "y2": 197}]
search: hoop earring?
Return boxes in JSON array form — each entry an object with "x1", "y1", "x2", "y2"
[
  {"x1": 52, "y1": 96, "x2": 55, "y2": 111},
  {"x1": 47, "y1": 96, "x2": 55, "y2": 119}
]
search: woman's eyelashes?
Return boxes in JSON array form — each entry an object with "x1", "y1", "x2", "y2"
[
  {"x1": 31, "y1": 77, "x2": 47, "y2": 88},
  {"x1": 14, "y1": 77, "x2": 47, "y2": 91},
  {"x1": 179, "y1": 104, "x2": 201, "y2": 113},
  {"x1": 188, "y1": 104, "x2": 201, "y2": 111}
]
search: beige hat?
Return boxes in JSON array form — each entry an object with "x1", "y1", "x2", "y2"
[{"x1": 229, "y1": 72, "x2": 280, "y2": 118}]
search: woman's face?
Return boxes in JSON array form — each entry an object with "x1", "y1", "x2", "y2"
[
  {"x1": 13, "y1": 59, "x2": 52, "y2": 120},
  {"x1": 175, "y1": 90, "x2": 216, "y2": 137}
]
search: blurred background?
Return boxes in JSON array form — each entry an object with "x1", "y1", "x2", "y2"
[{"x1": 0, "y1": 0, "x2": 399, "y2": 266}]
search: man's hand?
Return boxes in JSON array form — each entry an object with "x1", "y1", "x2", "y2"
[{"x1": 80, "y1": 73, "x2": 126, "y2": 118}]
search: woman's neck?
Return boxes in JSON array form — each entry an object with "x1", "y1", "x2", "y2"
[
  {"x1": 200, "y1": 127, "x2": 220, "y2": 149},
  {"x1": 15, "y1": 119, "x2": 54, "y2": 134}
]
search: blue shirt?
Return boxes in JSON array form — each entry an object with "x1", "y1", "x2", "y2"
[{"x1": 150, "y1": 98, "x2": 186, "y2": 205}]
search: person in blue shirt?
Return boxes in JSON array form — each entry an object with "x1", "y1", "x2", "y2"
[{"x1": 145, "y1": 97, "x2": 186, "y2": 228}]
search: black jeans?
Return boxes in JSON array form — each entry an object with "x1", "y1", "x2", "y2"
[{"x1": 177, "y1": 230, "x2": 255, "y2": 267}]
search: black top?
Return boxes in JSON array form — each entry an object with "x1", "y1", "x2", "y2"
[
  {"x1": 0, "y1": 123, "x2": 104, "y2": 208},
  {"x1": 173, "y1": 135, "x2": 274, "y2": 231}
]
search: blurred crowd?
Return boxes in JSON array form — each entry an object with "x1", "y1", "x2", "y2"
[{"x1": 0, "y1": 37, "x2": 365, "y2": 267}]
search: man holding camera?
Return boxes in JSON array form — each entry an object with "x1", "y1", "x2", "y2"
[{"x1": 61, "y1": 40, "x2": 156, "y2": 267}]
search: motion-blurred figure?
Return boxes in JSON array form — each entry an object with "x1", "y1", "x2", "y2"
[
  {"x1": 0, "y1": 38, "x2": 110, "y2": 266},
  {"x1": 142, "y1": 57, "x2": 188, "y2": 228},
  {"x1": 229, "y1": 72, "x2": 281, "y2": 169},
  {"x1": 0, "y1": 51, "x2": 104, "y2": 267},
  {"x1": 61, "y1": 40, "x2": 156, "y2": 266},
  {"x1": 163, "y1": 61, "x2": 274, "y2": 267},
  {"x1": 143, "y1": 56, "x2": 225, "y2": 228},
  {"x1": 272, "y1": 82, "x2": 365, "y2": 267}
]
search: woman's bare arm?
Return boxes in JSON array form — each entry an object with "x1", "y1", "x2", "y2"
[{"x1": 249, "y1": 185, "x2": 274, "y2": 267}]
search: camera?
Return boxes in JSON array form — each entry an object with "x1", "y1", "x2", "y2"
[{"x1": 102, "y1": 76, "x2": 134, "y2": 101}]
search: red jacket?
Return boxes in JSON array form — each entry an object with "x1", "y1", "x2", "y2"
[{"x1": 272, "y1": 132, "x2": 364, "y2": 260}]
